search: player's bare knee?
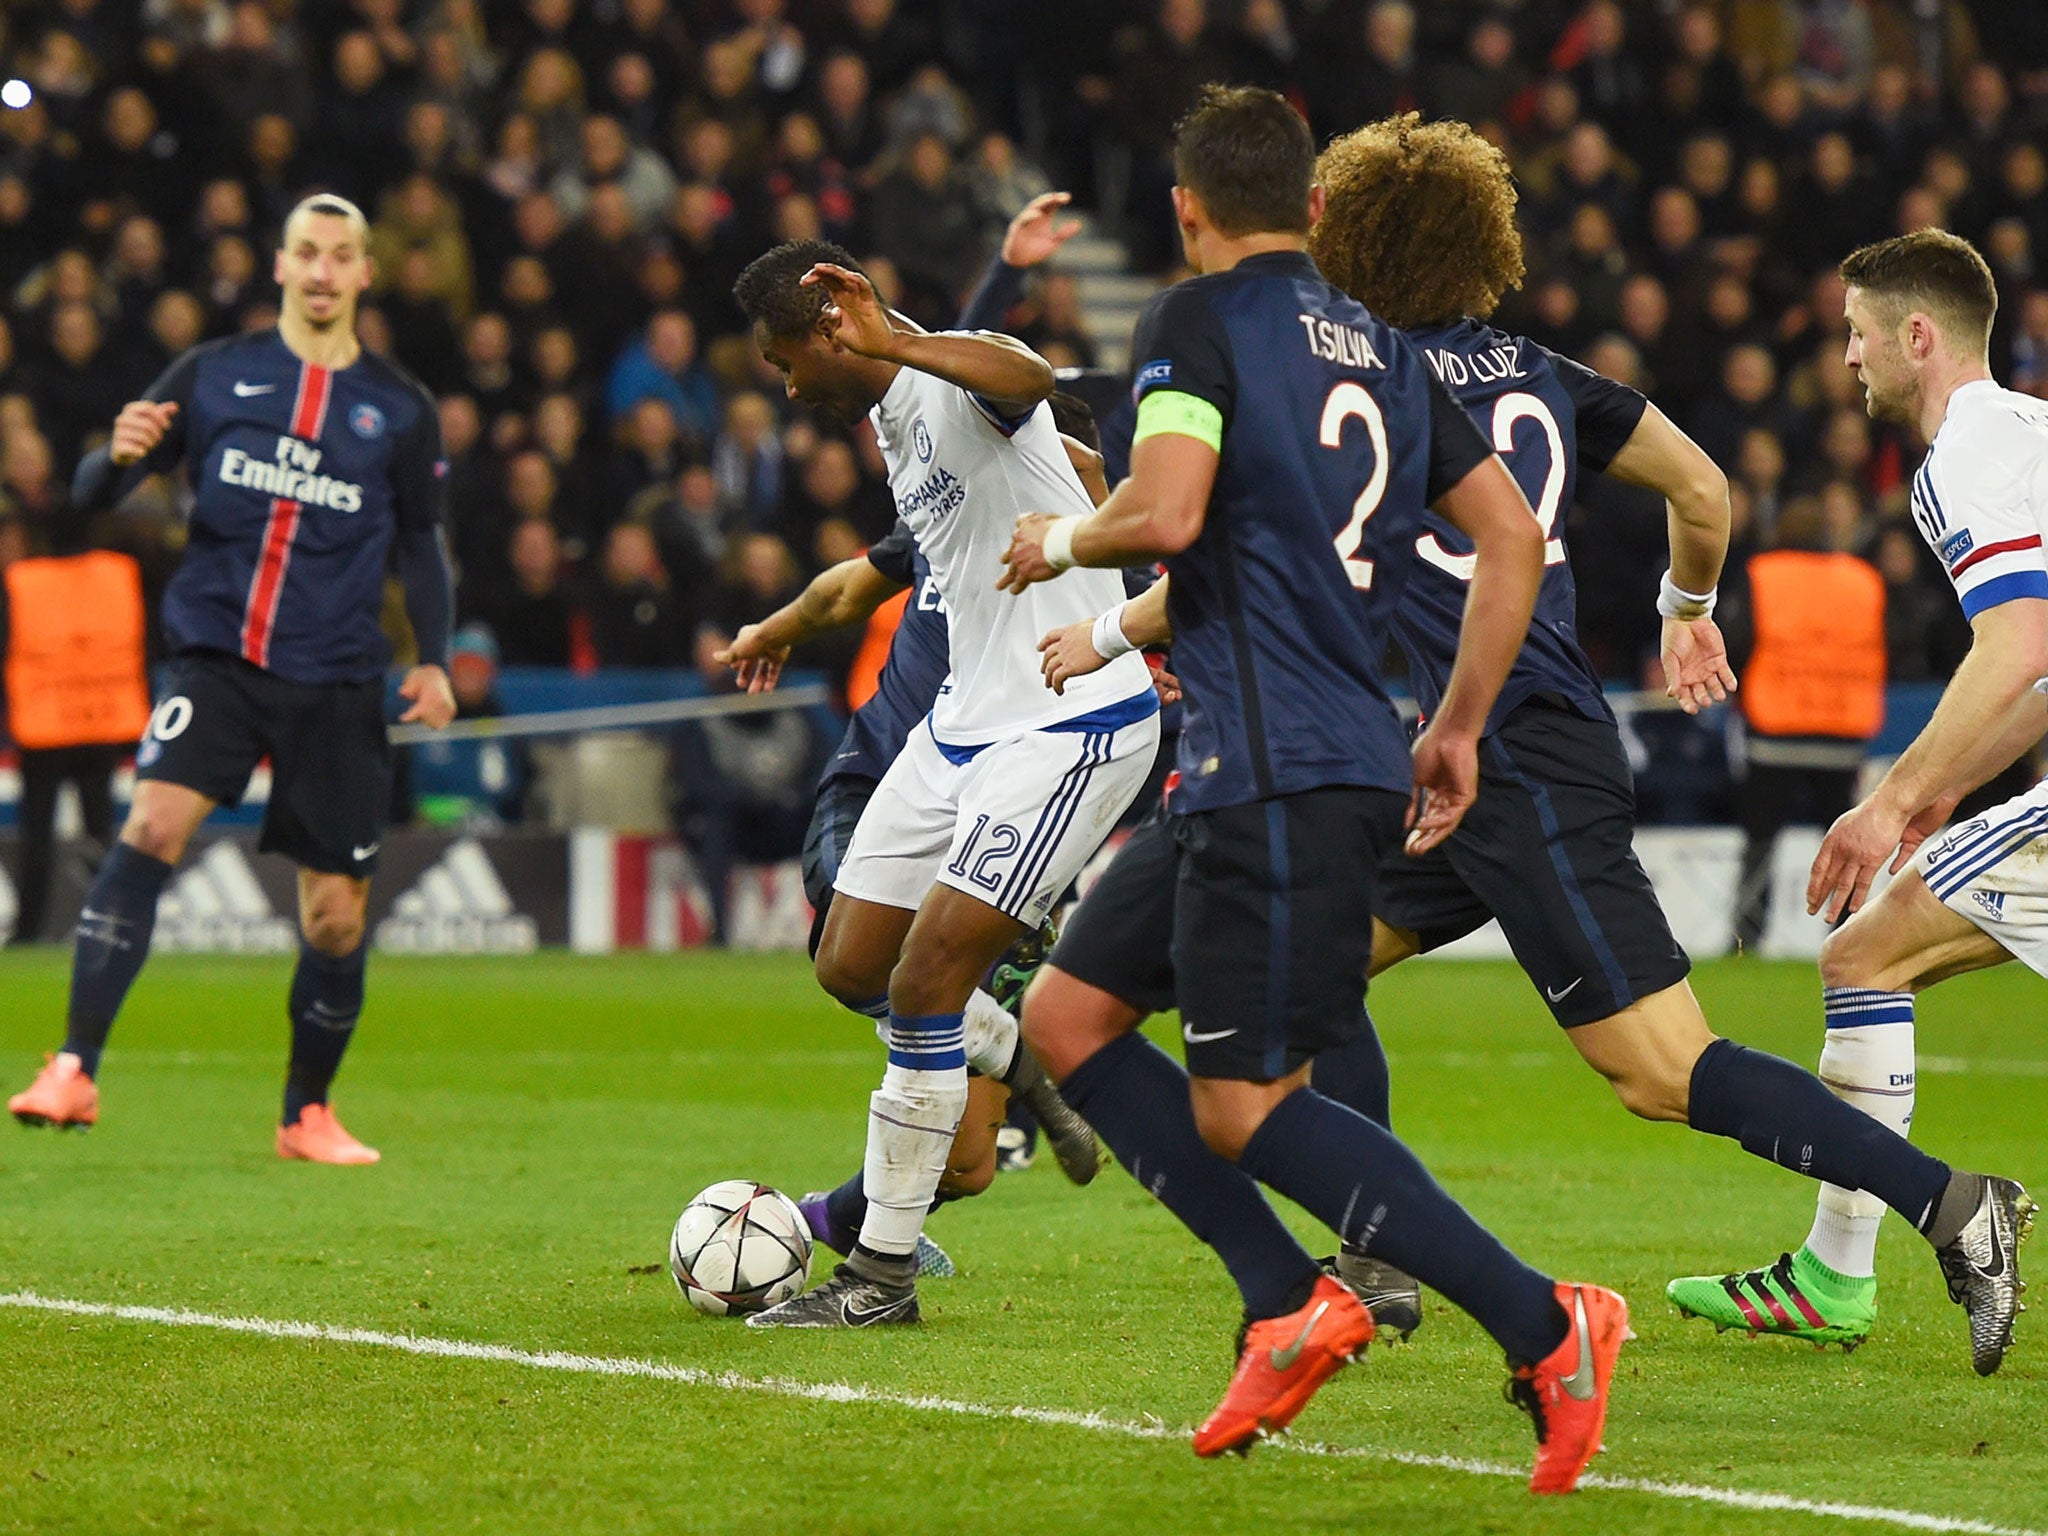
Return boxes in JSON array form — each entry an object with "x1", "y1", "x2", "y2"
[
  {"x1": 813, "y1": 936, "x2": 888, "y2": 1011},
  {"x1": 939, "y1": 1154, "x2": 996, "y2": 1198},
  {"x1": 300, "y1": 905, "x2": 364, "y2": 956},
  {"x1": 1819, "y1": 916, "x2": 1890, "y2": 990},
  {"x1": 118, "y1": 809, "x2": 188, "y2": 865},
  {"x1": 1020, "y1": 968, "x2": 1121, "y2": 1081},
  {"x1": 1190, "y1": 1100, "x2": 1254, "y2": 1163}
]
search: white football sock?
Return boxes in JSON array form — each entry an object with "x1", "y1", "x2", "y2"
[
  {"x1": 1805, "y1": 989, "x2": 1917, "y2": 1278},
  {"x1": 961, "y1": 987, "x2": 1020, "y2": 1079},
  {"x1": 857, "y1": 1013, "x2": 969, "y2": 1258}
]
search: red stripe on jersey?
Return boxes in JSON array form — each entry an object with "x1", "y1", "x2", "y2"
[
  {"x1": 240, "y1": 499, "x2": 302, "y2": 667},
  {"x1": 290, "y1": 361, "x2": 333, "y2": 439},
  {"x1": 1950, "y1": 534, "x2": 2043, "y2": 578},
  {"x1": 239, "y1": 362, "x2": 332, "y2": 669}
]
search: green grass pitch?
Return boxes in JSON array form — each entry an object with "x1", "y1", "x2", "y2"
[{"x1": 1, "y1": 949, "x2": 2042, "y2": 1535}]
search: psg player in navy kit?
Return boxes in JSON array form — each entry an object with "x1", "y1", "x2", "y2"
[
  {"x1": 8, "y1": 195, "x2": 457, "y2": 1163},
  {"x1": 1000, "y1": 88, "x2": 1626, "y2": 1490}
]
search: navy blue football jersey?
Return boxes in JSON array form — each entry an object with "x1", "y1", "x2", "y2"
[
  {"x1": 820, "y1": 518, "x2": 951, "y2": 790},
  {"x1": 1129, "y1": 251, "x2": 1491, "y2": 812},
  {"x1": 1397, "y1": 319, "x2": 1647, "y2": 733},
  {"x1": 83, "y1": 330, "x2": 447, "y2": 686}
]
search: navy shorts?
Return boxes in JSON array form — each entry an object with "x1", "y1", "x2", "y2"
[
  {"x1": 1052, "y1": 786, "x2": 1408, "y2": 1082},
  {"x1": 1374, "y1": 697, "x2": 1690, "y2": 1027},
  {"x1": 135, "y1": 650, "x2": 391, "y2": 877},
  {"x1": 1045, "y1": 800, "x2": 1178, "y2": 1016},
  {"x1": 802, "y1": 774, "x2": 874, "y2": 958}
]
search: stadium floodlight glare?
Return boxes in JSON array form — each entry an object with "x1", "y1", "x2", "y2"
[{"x1": 0, "y1": 80, "x2": 32, "y2": 109}]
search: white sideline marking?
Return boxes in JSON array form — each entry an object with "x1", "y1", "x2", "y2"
[{"x1": 1, "y1": 1289, "x2": 2038, "y2": 1536}]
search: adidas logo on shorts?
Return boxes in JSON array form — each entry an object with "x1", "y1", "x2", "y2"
[{"x1": 1972, "y1": 889, "x2": 2008, "y2": 921}]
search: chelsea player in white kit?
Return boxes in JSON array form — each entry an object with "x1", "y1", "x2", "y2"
[
  {"x1": 731, "y1": 241, "x2": 1159, "y2": 1326},
  {"x1": 1674, "y1": 230, "x2": 2035, "y2": 1375}
]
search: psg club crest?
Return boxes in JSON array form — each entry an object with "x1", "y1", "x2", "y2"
[
  {"x1": 913, "y1": 419, "x2": 933, "y2": 463},
  {"x1": 349, "y1": 402, "x2": 386, "y2": 440}
]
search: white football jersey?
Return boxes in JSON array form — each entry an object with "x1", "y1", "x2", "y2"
[
  {"x1": 1913, "y1": 380, "x2": 2048, "y2": 626},
  {"x1": 869, "y1": 341, "x2": 1153, "y2": 744}
]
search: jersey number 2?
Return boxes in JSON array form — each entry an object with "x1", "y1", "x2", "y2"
[
  {"x1": 1321, "y1": 382, "x2": 1391, "y2": 590},
  {"x1": 1416, "y1": 392, "x2": 1568, "y2": 581}
]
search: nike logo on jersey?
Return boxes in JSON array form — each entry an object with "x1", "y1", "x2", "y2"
[
  {"x1": 1182, "y1": 1023, "x2": 1237, "y2": 1045},
  {"x1": 1559, "y1": 1289, "x2": 1597, "y2": 1400},
  {"x1": 233, "y1": 381, "x2": 277, "y2": 397},
  {"x1": 352, "y1": 843, "x2": 380, "y2": 861},
  {"x1": 1545, "y1": 978, "x2": 1583, "y2": 1003},
  {"x1": 1268, "y1": 1299, "x2": 1331, "y2": 1372}
]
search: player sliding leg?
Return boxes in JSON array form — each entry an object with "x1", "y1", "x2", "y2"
[{"x1": 1670, "y1": 231, "x2": 2040, "y2": 1374}]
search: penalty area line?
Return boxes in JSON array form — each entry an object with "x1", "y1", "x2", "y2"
[{"x1": 0, "y1": 1289, "x2": 2037, "y2": 1536}]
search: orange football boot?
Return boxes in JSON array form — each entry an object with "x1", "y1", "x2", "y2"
[
  {"x1": 1193, "y1": 1276, "x2": 1374, "y2": 1457},
  {"x1": 9, "y1": 1053, "x2": 98, "y2": 1129},
  {"x1": 276, "y1": 1103, "x2": 380, "y2": 1164},
  {"x1": 1511, "y1": 1282, "x2": 1631, "y2": 1494}
]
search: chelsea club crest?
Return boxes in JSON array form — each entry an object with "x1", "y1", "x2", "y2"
[{"x1": 913, "y1": 418, "x2": 933, "y2": 463}]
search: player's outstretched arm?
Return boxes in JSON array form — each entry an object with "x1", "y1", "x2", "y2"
[
  {"x1": 1408, "y1": 455, "x2": 1544, "y2": 853},
  {"x1": 998, "y1": 431, "x2": 1215, "y2": 591},
  {"x1": 1808, "y1": 596, "x2": 2048, "y2": 920},
  {"x1": 804, "y1": 262, "x2": 1055, "y2": 415},
  {"x1": 956, "y1": 192, "x2": 1084, "y2": 331},
  {"x1": 1037, "y1": 576, "x2": 1172, "y2": 694},
  {"x1": 1604, "y1": 403, "x2": 1739, "y2": 715},
  {"x1": 715, "y1": 554, "x2": 907, "y2": 693}
]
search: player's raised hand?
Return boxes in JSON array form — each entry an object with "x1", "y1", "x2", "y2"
[
  {"x1": 998, "y1": 512, "x2": 1062, "y2": 593},
  {"x1": 715, "y1": 624, "x2": 790, "y2": 693},
  {"x1": 802, "y1": 263, "x2": 896, "y2": 358},
  {"x1": 1807, "y1": 794, "x2": 1911, "y2": 922},
  {"x1": 1001, "y1": 192, "x2": 1083, "y2": 269},
  {"x1": 109, "y1": 399, "x2": 179, "y2": 466},
  {"x1": 1660, "y1": 616, "x2": 1738, "y2": 715},
  {"x1": 399, "y1": 664, "x2": 457, "y2": 730},
  {"x1": 1406, "y1": 724, "x2": 1479, "y2": 855},
  {"x1": 1038, "y1": 620, "x2": 1108, "y2": 695}
]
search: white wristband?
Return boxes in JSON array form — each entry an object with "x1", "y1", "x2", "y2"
[
  {"x1": 1041, "y1": 515, "x2": 1081, "y2": 573},
  {"x1": 1090, "y1": 602, "x2": 1137, "y2": 660},
  {"x1": 1657, "y1": 569, "x2": 1716, "y2": 621}
]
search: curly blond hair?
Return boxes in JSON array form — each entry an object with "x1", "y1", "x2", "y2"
[{"x1": 1309, "y1": 114, "x2": 1525, "y2": 327}]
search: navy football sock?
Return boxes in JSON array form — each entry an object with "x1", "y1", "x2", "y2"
[
  {"x1": 283, "y1": 940, "x2": 368, "y2": 1125},
  {"x1": 1309, "y1": 1016, "x2": 1391, "y2": 1128},
  {"x1": 1687, "y1": 1037, "x2": 1953, "y2": 1232},
  {"x1": 1062, "y1": 1034, "x2": 1319, "y2": 1320},
  {"x1": 62, "y1": 842, "x2": 174, "y2": 1077},
  {"x1": 1237, "y1": 1087, "x2": 1566, "y2": 1363}
]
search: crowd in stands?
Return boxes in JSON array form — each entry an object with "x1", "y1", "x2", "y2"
[{"x1": 0, "y1": 0, "x2": 2040, "y2": 702}]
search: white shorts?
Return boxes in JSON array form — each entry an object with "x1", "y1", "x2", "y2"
[
  {"x1": 1913, "y1": 776, "x2": 2048, "y2": 976},
  {"x1": 834, "y1": 706, "x2": 1160, "y2": 927}
]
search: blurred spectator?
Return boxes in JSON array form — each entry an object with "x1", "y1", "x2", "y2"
[
  {"x1": 869, "y1": 132, "x2": 984, "y2": 318},
  {"x1": 589, "y1": 519, "x2": 688, "y2": 668},
  {"x1": 711, "y1": 391, "x2": 784, "y2": 532},
  {"x1": 551, "y1": 113, "x2": 679, "y2": 230},
  {"x1": 606, "y1": 310, "x2": 719, "y2": 443},
  {"x1": 482, "y1": 517, "x2": 577, "y2": 669}
]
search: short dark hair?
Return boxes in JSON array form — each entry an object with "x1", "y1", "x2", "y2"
[
  {"x1": 1047, "y1": 390, "x2": 1098, "y2": 451},
  {"x1": 1172, "y1": 84, "x2": 1316, "y2": 239},
  {"x1": 1839, "y1": 229, "x2": 1997, "y2": 352},
  {"x1": 732, "y1": 238, "x2": 866, "y2": 340}
]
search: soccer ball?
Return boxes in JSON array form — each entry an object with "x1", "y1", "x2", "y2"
[{"x1": 669, "y1": 1180, "x2": 813, "y2": 1316}]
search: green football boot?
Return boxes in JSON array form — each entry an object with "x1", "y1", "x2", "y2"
[
  {"x1": 987, "y1": 916, "x2": 1058, "y2": 1017},
  {"x1": 1667, "y1": 1246, "x2": 1877, "y2": 1351}
]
